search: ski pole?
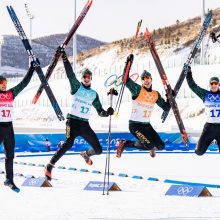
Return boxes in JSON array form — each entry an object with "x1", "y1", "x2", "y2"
[{"x1": 102, "y1": 88, "x2": 118, "y2": 195}]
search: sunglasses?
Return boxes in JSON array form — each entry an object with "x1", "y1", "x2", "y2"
[
  {"x1": 141, "y1": 75, "x2": 151, "y2": 80},
  {"x1": 83, "y1": 75, "x2": 91, "y2": 80},
  {"x1": 210, "y1": 82, "x2": 219, "y2": 86},
  {"x1": 0, "y1": 80, "x2": 7, "y2": 85}
]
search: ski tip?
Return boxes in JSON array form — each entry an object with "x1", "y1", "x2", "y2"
[
  {"x1": 87, "y1": 0, "x2": 93, "y2": 7},
  {"x1": 6, "y1": 5, "x2": 10, "y2": 11},
  {"x1": 161, "y1": 112, "x2": 168, "y2": 123},
  {"x1": 137, "y1": 20, "x2": 142, "y2": 28},
  {"x1": 32, "y1": 95, "x2": 39, "y2": 104},
  {"x1": 208, "y1": 10, "x2": 213, "y2": 15},
  {"x1": 128, "y1": 53, "x2": 134, "y2": 60},
  {"x1": 145, "y1": 27, "x2": 150, "y2": 34},
  {"x1": 59, "y1": 116, "x2": 65, "y2": 121}
]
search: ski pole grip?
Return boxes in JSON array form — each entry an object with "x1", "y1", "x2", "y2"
[{"x1": 107, "y1": 88, "x2": 118, "y2": 96}]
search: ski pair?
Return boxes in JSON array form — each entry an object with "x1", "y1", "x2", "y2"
[
  {"x1": 33, "y1": 0, "x2": 93, "y2": 104},
  {"x1": 145, "y1": 28, "x2": 188, "y2": 145},
  {"x1": 161, "y1": 11, "x2": 213, "y2": 122},
  {"x1": 7, "y1": 6, "x2": 65, "y2": 121},
  {"x1": 145, "y1": 11, "x2": 213, "y2": 145}
]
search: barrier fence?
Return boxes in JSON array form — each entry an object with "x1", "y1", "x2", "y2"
[{"x1": 0, "y1": 132, "x2": 218, "y2": 153}]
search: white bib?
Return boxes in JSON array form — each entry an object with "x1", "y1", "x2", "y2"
[
  {"x1": 204, "y1": 92, "x2": 220, "y2": 123},
  {"x1": 69, "y1": 85, "x2": 97, "y2": 120},
  {"x1": 130, "y1": 88, "x2": 158, "y2": 123}
]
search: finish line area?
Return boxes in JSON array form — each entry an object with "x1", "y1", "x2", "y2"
[{"x1": 0, "y1": 151, "x2": 220, "y2": 219}]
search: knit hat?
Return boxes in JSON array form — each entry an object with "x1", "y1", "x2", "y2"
[
  {"x1": 0, "y1": 75, "x2": 6, "y2": 83},
  {"x1": 209, "y1": 76, "x2": 219, "y2": 84},
  {"x1": 82, "y1": 68, "x2": 92, "y2": 77},
  {"x1": 141, "y1": 70, "x2": 152, "y2": 79}
]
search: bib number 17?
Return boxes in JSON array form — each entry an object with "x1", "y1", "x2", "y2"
[
  {"x1": 210, "y1": 109, "x2": 220, "y2": 117},
  {"x1": 80, "y1": 106, "x2": 89, "y2": 114},
  {"x1": 1, "y1": 110, "x2": 11, "y2": 118}
]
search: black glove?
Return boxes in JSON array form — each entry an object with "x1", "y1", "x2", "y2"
[
  {"x1": 210, "y1": 32, "x2": 217, "y2": 43},
  {"x1": 57, "y1": 46, "x2": 67, "y2": 61},
  {"x1": 165, "y1": 89, "x2": 176, "y2": 98},
  {"x1": 99, "y1": 107, "x2": 114, "y2": 117},
  {"x1": 107, "y1": 88, "x2": 118, "y2": 96},
  {"x1": 107, "y1": 107, "x2": 114, "y2": 116},
  {"x1": 183, "y1": 63, "x2": 191, "y2": 74},
  {"x1": 99, "y1": 110, "x2": 108, "y2": 117}
]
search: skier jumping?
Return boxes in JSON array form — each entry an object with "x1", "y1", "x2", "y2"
[
  {"x1": 185, "y1": 65, "x2": 220, "y2": 155},
  {"x1": 116, "y1": 70, "x2": 170, "y2": 158},
  {"x1": 45, "y1": 49, "x2": 114, "y2": 180},
  {"x1": 0, "y1": 63, "x2": 35, "y2": 192}
]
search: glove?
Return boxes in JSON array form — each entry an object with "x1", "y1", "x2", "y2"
[
  {"x1": 107, "y1": 88, "x2": 118, "y2": 96},
  {"x1": 165, "y1": 89, "x2": 176, "y2": 98},
  {"x1": 99, "y1": 107, "x2": 114, "y2": 117},
  {"x1": 183, "y1": 64, "x2": 191, "y2": 74},
  {"x1": 107, "y1": 107, "x2": 114, "y2": 116},
  {"x1": 99, "y1": 110, "x2": 108, "y2": 117},
  {"x1": 57, "y1": 46, "x2": 67, "y2": 61},
  {"x1": 210, "y1": 32, "x2": 217, "y2": 43}
]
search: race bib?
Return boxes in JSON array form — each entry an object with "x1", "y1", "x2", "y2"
[
  {"x1": 0, "y1": 91, "x2": 13, "y2": 122},
  {"x1": 204, "y1": 92, "x2": 220, "y2": 123},
  {"x1": 69, "y1": 85, "x2": 96, "y2": 120}
]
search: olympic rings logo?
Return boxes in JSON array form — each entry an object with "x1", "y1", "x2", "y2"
[
  {"x1": 77, "y1": 89, "x2": 96, "y2": 100},
  {"x1": 27, "y1": 178, "x2": 39, "y2": 186},
  {"x1": 104, "y1": 73, "x2": 139, "y2": 87},
  {"x1": 0, "y1": 93, "x2": 12, "y2": 100},
  {"x1": 177, "y1": 186, "x2": 194, "y2": 195},
  {"x1": 143, "y1": 92, "x2": 157, "y2": 101},
  {"x1": 207, "y1": 94, "x2": 220, "y2": 102}
]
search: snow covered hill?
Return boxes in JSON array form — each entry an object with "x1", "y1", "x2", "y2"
[
  {"x1": 1, "y1": 34, "x2": 105, "y2": 70},
  {"x1": 2, "y1": 7, "x2": 220, "y2": 134}
]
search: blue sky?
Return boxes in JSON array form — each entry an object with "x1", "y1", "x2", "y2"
[{"x1": 0, "y1": 0, "x2": 219, "y2": 42}]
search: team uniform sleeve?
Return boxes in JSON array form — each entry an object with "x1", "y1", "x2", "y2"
[
  {"x1": 186, "y1": 72, "x2": 207, "y2": 101},
  {"x1": 10, "y1": 66, "x2": 35, "y2": 98},
  {"x1": 92, "y1": 93, "x2": 108, "y2": 117},
  {"x1": 125, "y1": 78, "x2": 141, "y2": 99},
  {"x1": 156, "y1": 91, "x2": 170, "y2": 111},
  {"x1": 62, "y1": 53, "x2": 80, "y2": 95}
]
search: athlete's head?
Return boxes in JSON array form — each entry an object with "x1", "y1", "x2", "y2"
[
  {"x1": 0, "y1": 76, "x2": 7, "y2": 91},
  {"x1": 81, "y1": 68, "x2": 92, "y2": 86},
  {"x1": 209, "y1": 76, "x2": 219, "y2": 92},
  {"x1": 141, "y1": 70, "x2": 152, "y2": 89}
]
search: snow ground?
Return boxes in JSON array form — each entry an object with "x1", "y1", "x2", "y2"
[{"x1": 0, "y1": 152, "x2": 220, "y2": 220}]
